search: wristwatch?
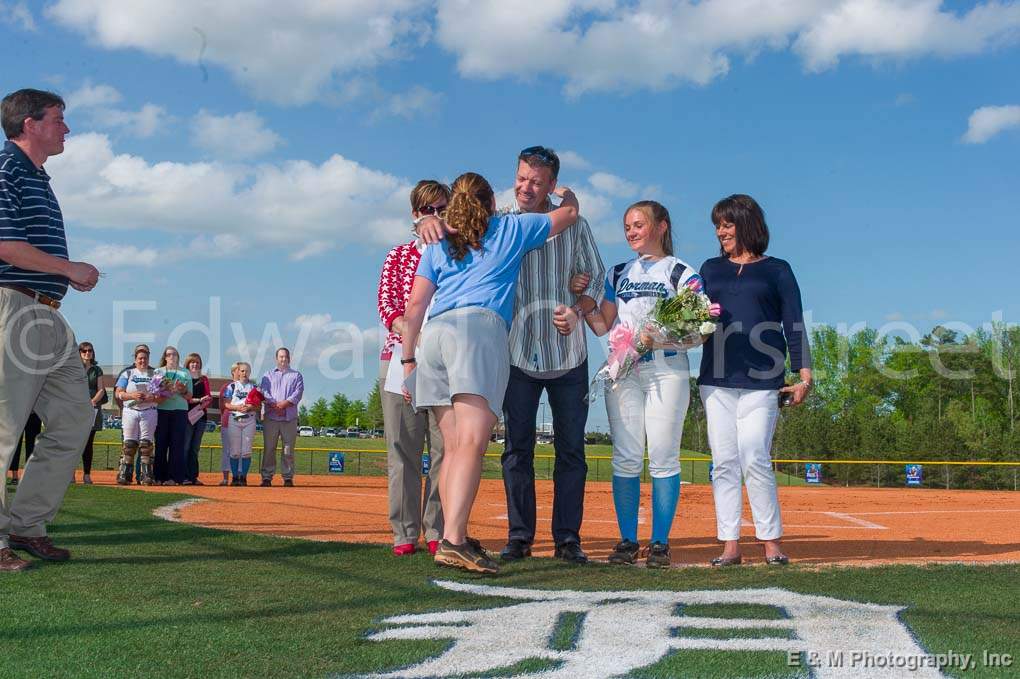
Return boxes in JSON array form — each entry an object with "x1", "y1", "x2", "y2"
[{"x1": 400, "y1": 357, "x2": 417, "y2": 365}]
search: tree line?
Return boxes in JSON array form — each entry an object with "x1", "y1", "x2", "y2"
[
  {"x1": 681, "y1": 323, "x2": 1019, "y2": 488},
  {"x1": 298, "y1": 383, "x2": 384, "y2": 431}
]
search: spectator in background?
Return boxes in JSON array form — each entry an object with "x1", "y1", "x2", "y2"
[
  {"x1": 377, "y1": 179, "x2": 449, "y2": 556},
  {"x1": 217, "y1": 363, "x2": 240, "y2": 486},
  {"x1": 7, "y1": 414, "x2": 42, "y2": 486},
  {"x1": 77, "y1": 341, "x2": 106, "y2": 485},
  {"x1": 224, "y1": 362, "x2": 257, "y2": 485},
  {"x1": 114, "y1": 344, "x2": 149, "y2": 484},
  {"x1": 259, "y1": 348, "x2": 303, "y2": 487},
  {"x1": 154, "y1": 346, "x2": 192, "y2": 486},
  {"x1": 182, "y1": 352, "x2": 212, "y2": 485},
  {"x1": 114, "y1": 346, "x2": 157, "y2": 485}
]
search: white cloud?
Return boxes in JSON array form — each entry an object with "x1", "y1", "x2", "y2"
[
  {"x1": 47, "y1": 0, "x2": 431, "y2": 105},
  {"x1": 558, "y1": 150, "x2": 590, "y2": 170},
  {"x1": 794, "y1": 0, "x2": 1020, "y2": 72},
  {"x1": 962, "y1": 104, "x2": 1020, "y2": 143},
  {"x1": 79, "y1": 243, "x2": 160, "y2": 269},
  {"x1": 47, "y1": 133, "x2": 412, "y2": 260},
  {"x1": 1, "y1": 1, "x2": 35, "y2": 30},
  {"x1": 191, "y1": 110, "x2": 283, "y2": 160},
  {"x1": 435, "y1": 0, "x2": 1020, "y2": 95},
  {"x1": 66, "y1": 82, "x2": 170, "y2": 138},
  {"x1": 588, "y1": 172, "x2": 639, "y2": 198},
  {"x1": 372, "y1": 85, "x2": 443, "y2": 121}
]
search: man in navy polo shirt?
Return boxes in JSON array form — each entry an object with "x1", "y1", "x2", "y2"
[{"x1": 0, "y1": 88, "x2": 100, "y2": 572}]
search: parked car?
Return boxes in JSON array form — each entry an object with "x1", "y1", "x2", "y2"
[
  {"x1": 372, "y1": 429, "x2": 385, "y2": 438},
  {"x1": 345, "y1": 427, "x2": 362, "y2": 437},
  {"x1": 323, "y1": 427, "x2": 338, "y2": 437},
  {"x1": 298, "y1": 426, "x2": 314, "y2": 437}
]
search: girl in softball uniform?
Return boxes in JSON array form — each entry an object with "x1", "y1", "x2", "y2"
[
  {"x1": 585, "y1": 200, "x2": 701, "y2": 568},
  {"x1": 114, "y1": 346, "x2": 158, "y2": 485},
  {"x1": 222, "y1": 362, "x2": 257, "y2": 485}
]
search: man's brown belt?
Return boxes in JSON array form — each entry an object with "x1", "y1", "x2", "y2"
[{"x1": 0, "y1": 283, "x2": 62, "y2": 309}]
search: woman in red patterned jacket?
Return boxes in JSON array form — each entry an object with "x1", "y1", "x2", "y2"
[{"x1": 376, "y1": 180, "x2": 450, "y2": 557}]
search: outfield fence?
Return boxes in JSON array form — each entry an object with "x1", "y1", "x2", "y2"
[{"x1": 86, "y1": 443, "x2": 1020, "y2": 490}]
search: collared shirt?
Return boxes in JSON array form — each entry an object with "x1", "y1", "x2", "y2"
[
  {"x1": 0, "y1": 141, "x2": 70, "y2": 300},
  {"x1": 259, "y1": 367, "x2": 304, "y2": 421},
  {"x1": 500, "y1": 205, "x2": 606, "y2": 373}
]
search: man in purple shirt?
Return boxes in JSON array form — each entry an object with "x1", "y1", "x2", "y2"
[{"x1": 259, "y1": 347, "x2": 304, "y2": 487}]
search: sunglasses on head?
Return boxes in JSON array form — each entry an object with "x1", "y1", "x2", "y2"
[
  {"x1": 418, "y1": 204, "x2": 446, "y2": 216},
  {"x1": 519, "y1": 145, "x2": 556, "y2": 165}
]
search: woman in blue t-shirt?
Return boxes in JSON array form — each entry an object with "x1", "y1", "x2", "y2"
[
  {"x1": 697, "y1": 194, "x2": 812, "y2": 567},
  {"x1": 401, "y1": 171, "x2": 580, "y2": 574}
]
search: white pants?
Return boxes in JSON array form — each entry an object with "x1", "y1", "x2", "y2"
[
  {"x1": 227, "y1": 416, "x2": 255, "y2": 459},
  {"x1": 606, "y1": 352, "x2": 690, "y2": 479},
  {"x1": 122, "y1": 407, "x2": 157, "y2": 442},
  {"x1": 700, "y1": 385, "x2": 782, "y2": 541}
]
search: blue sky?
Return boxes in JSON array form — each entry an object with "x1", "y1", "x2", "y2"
[{"x1": 2, "y1": 1, "x2": 1018, "y2": 431}]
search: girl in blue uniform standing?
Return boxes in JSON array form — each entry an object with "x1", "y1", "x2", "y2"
[{"x1": 584, "y1": 201, "x2": 702, "y2": 568}]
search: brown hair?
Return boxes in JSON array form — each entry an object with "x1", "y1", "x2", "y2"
[
  {"x1": 184, "y1": 352, "x2": 203, "y2": 370},
  {"x1": 159, "y1": 345, "x2": 179, "y2": 368},
  {"x1": 625, "y1": 200, "x2": 673, "y2": 256},
  {"x1": 410, "y1": 180, "x2": 451, "y2": 213},
  {"x1": 2, "y1": 89, "x2": 65, "y2": 140},
  {"x1": 711, "y1": 194, "x2": 769, "y2": 257},
  {"x1": 444, "y1": 172, "x2": 494, "y2": 261}
]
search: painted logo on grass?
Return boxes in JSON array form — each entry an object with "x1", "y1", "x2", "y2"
[{"x1": 364, "y1": 581, "x2": 941, "y2": 678}]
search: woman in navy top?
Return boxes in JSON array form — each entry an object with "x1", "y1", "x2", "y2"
[{"x1": 697, "y1": 194, "x2": 812, "y2": 566}]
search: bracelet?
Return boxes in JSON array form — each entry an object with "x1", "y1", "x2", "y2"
[{"x1": 400, "y1": 357, "x2": 417, "y2": 365}]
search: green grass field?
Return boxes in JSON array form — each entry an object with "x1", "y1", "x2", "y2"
[
  {"x1": 4, "y1": 486, "x2": 1017, "y2": 678},
  {"x1": 91, "y1": 430, "x2": 807, "y2": 486}
]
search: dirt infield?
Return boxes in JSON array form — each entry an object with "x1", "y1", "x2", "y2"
[{"x1": 90, "y1": 471, "x2": 1020, "y2": 566}]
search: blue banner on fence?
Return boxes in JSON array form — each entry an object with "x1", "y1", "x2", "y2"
[
  {"x1": 905, "y1": 464, "x2": 922, "y2": 486},
  {"x1": 708, "y1": 462, "x2": 713, "y2": 482},
  {"x1": 422, "y1": 452, "x2": 431, "y2": 476},
  {"x1": 805, "y1": 463, "x2": 822, "y2": 484},
  {"x1": 328, "y1": 452, "x2": 345, "y2": 474}
]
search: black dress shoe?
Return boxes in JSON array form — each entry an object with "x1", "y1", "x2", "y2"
[
  {"x1": 499, "y1": 540, "x2": 531, "y2": 561},
  {"x1": 554, "y1": 542, "x2": 589, "y2": 564}
]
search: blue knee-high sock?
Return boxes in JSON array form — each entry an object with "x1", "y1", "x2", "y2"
[
  {"x1": 241, "y1": 457, "x2": 252, "y2": 476},
  {"x1": 651, "y1": 474, "x2": 681, "y2": 544},
  {"x1": 229, "y1": 458, "x2": 239, "y2": 476},
  {"x1": 612, "y1": 475, "x2": 641, "y2": 543}
]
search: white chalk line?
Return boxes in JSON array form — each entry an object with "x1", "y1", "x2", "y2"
[{"x1": 152, "y1": 498, "x2": 207, "y2": 523}]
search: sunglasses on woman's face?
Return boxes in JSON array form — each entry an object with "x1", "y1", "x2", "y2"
[
  {"x1": 418, "y1": 204, "x2": 447, "y2": 216},
  {"x1": 80, "y1": 348, "x2": 93, "y2": 354}
]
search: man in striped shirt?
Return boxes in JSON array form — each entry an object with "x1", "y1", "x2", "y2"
[
  {"x1": 498, "y1": 146, "x2": 606, "y2": 565},
  {"x1": 0, "y1": 89, "x2": 100, "y2": 572}
]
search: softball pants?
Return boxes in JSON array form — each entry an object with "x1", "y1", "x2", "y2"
[{"x1": 606, "y1": 352, "x2": 691, "y2": 479}]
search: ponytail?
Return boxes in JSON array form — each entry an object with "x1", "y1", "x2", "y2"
[{"x1": 445, "y1": 172, "x2": 495, "y2": 261}]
